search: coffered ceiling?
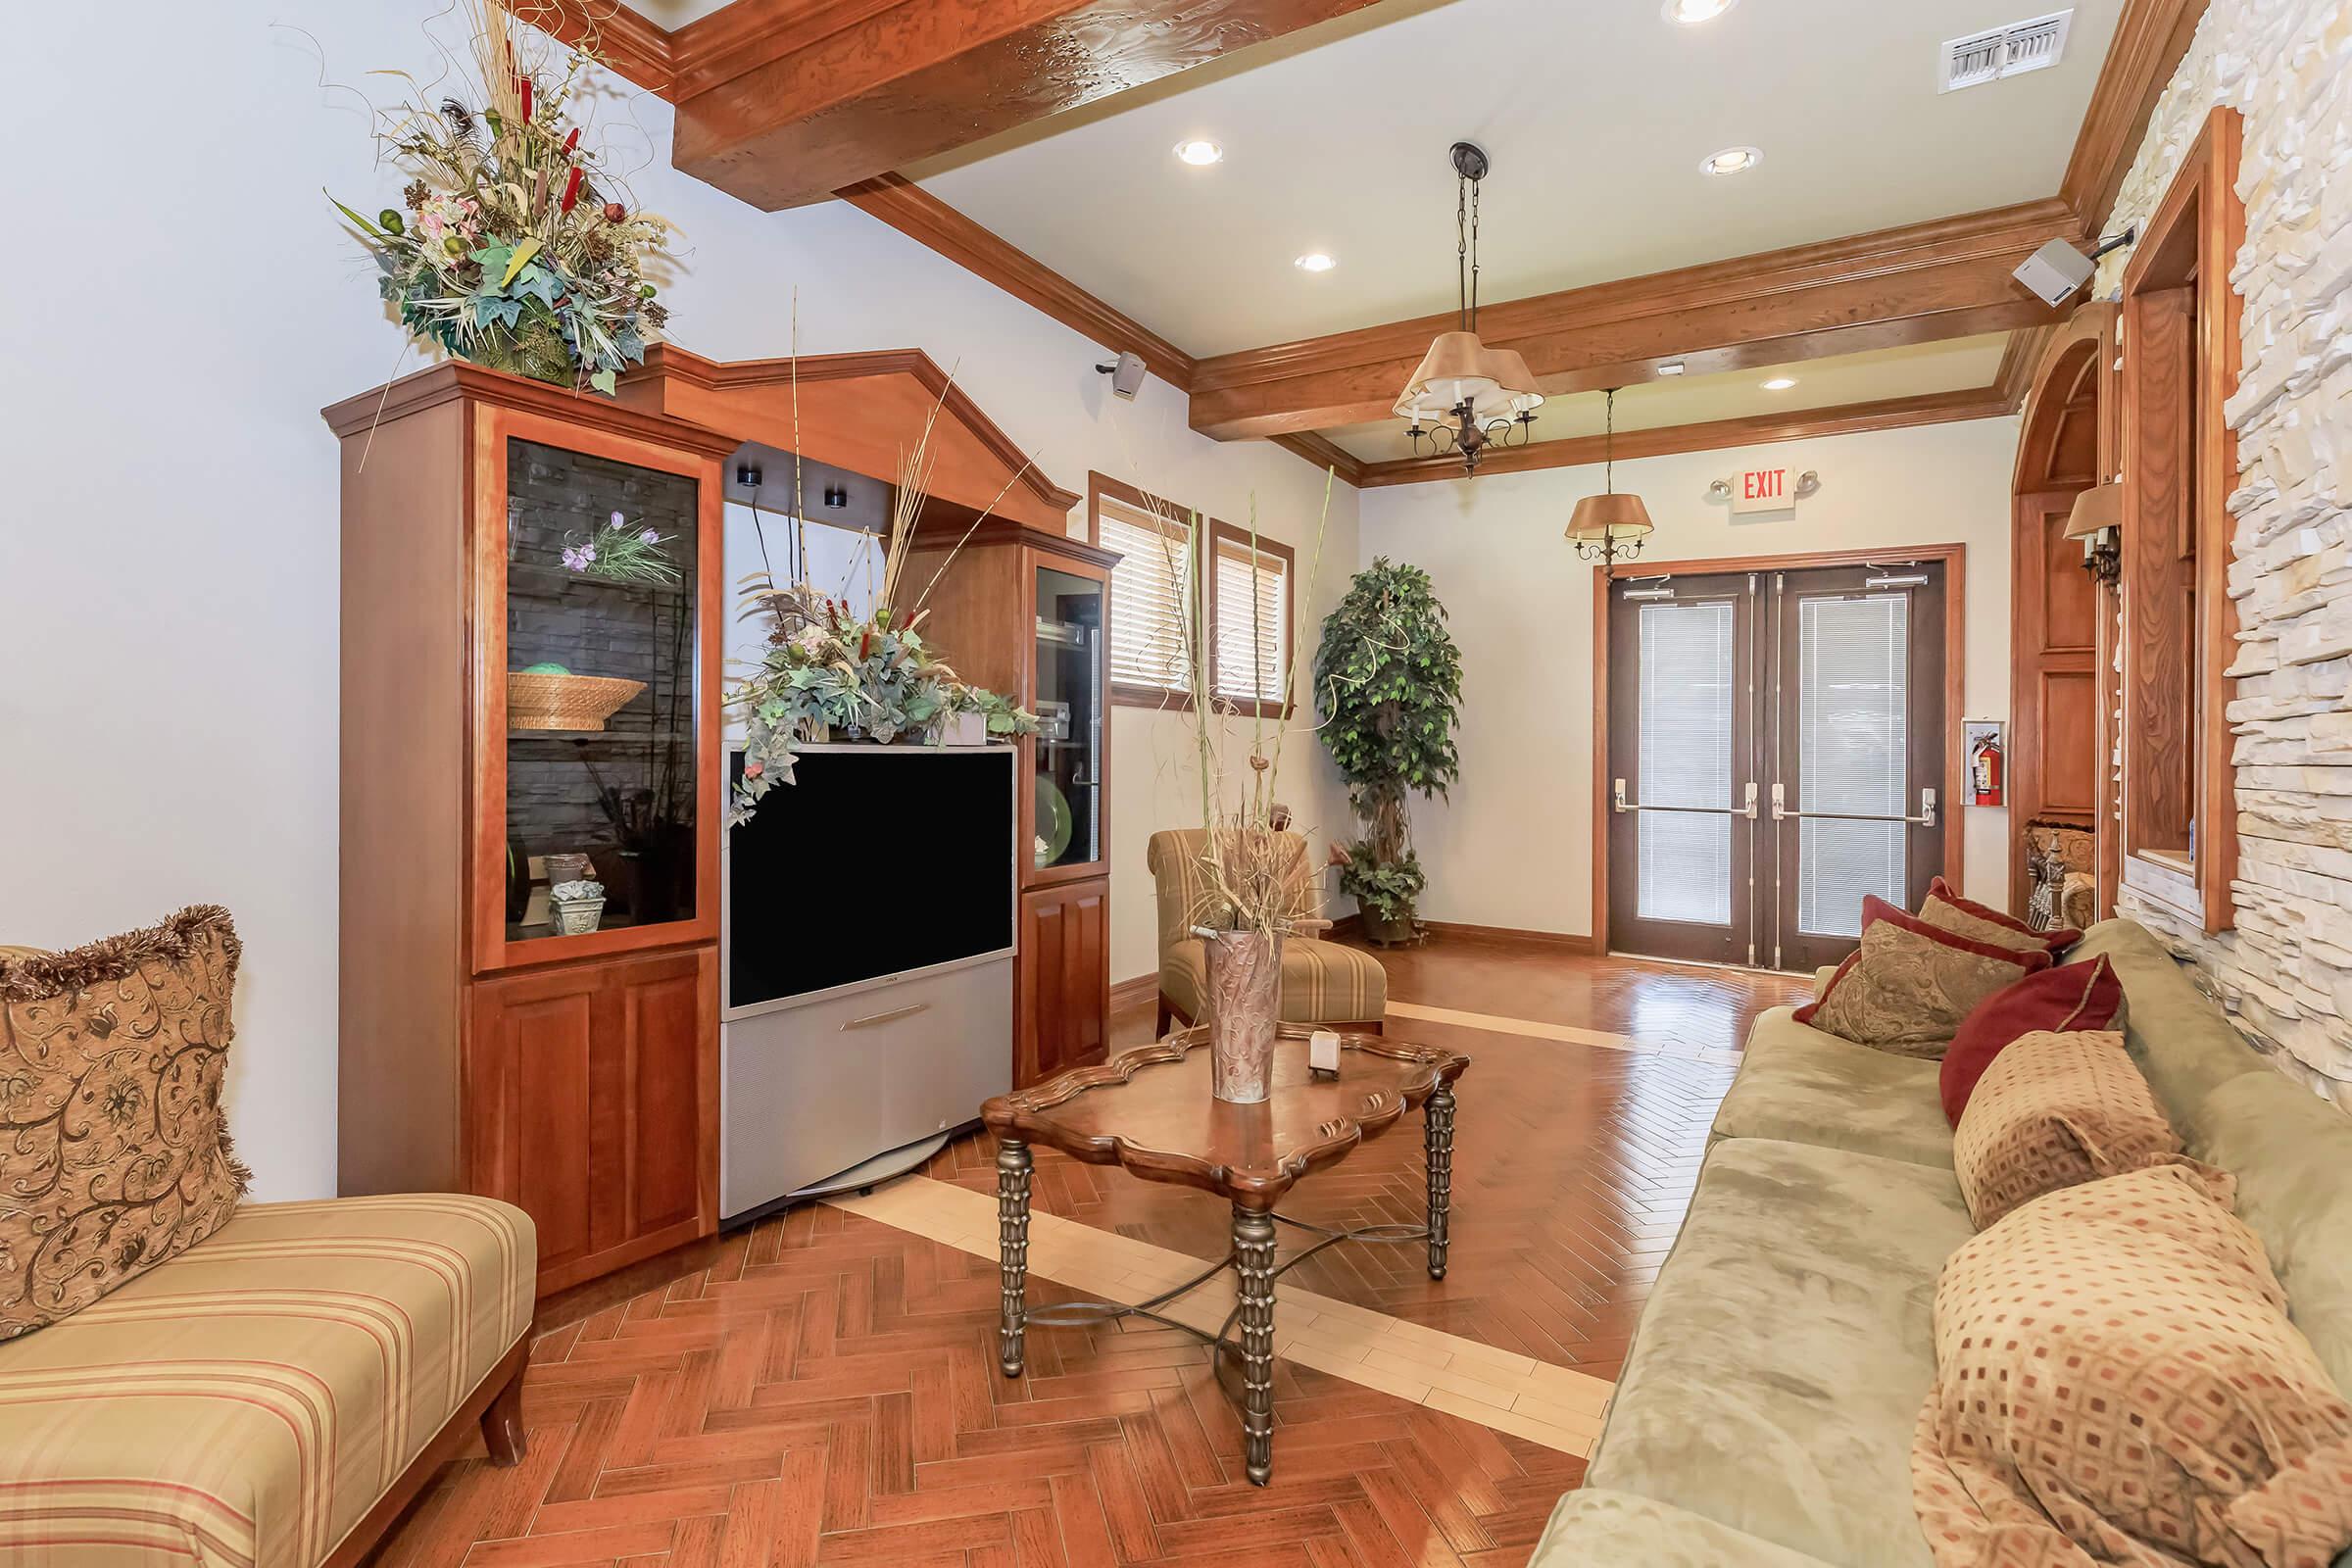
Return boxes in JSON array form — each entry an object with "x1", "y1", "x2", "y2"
[
  {"x1": 539, "y1": 0, "x2": 2204, "y2": 484},
  {"x1": 906, "y1": 0, "x2": 2127, "y2": 357}
]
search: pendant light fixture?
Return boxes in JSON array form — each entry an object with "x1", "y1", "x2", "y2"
[
  {"x1": 1396, "y1": 142, "x2": 1543, "y2": 474},
  {"x1": 1566, "y1": 388, "x2": 1653, "y2": 571}
]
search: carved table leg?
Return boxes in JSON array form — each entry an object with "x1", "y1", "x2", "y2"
[
  {"x1": 997, "y1": 1139, "x2": 1032, "y2": 1378},
  {"x1": 1425, "y1": 1085, "x2": 1455, "y2": 1280},
  {"x1": 1233, "y1": 1203, "x2": 1278, "y2": 1486}
]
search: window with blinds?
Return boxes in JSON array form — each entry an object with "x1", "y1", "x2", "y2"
[
  {"x1": 1097, "y1": 494, "x2": 1194, "y2": 698},
  {"x1": 1210, "y1": 527, "x2": 1292, "y2": 711}
]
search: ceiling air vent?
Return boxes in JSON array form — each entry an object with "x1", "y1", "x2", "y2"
[{"x1": 1939, "y1": 10, "x2": 2073, "y2": 93}]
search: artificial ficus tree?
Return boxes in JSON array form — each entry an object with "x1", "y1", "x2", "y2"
[{"x1": 1313, "y1": 558, "x2": 1462, "y2": 943}]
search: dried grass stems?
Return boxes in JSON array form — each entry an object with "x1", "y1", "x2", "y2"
[{"x1": 1119, "y1": 465, "x2": 1338, "y2": 942}]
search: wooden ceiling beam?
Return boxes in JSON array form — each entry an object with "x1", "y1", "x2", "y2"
[
  {"x1": 666, "y1": 0, "x2": 1393, "y2": 211},
  {"x1": 2058, "y1": 0, "x2": 2208, "y2": 229},
  {"x1": 1351, "y1": 386, "x2": 2016, "y2": 488},
  {"x1": 1187, "y1": 199, "x2": 2082, "y2": 441}
]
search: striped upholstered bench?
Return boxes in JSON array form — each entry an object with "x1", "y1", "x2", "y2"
[{"x1": 0, "y1": 1193, "x2": 534, "y2": 1567}]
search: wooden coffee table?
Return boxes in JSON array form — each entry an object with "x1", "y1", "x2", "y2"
[{"x1": 980, "y1": 1022, "x2": 1469, "y2": 1486}]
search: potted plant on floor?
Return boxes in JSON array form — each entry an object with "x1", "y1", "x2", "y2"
[{"x1": 1314, "y1": 559, "x2": 1462, "y2": 947}]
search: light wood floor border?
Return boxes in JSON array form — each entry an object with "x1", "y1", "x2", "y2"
[{"x1": 828, "y1": 1175, "x2": 1616, "y2": 1456}]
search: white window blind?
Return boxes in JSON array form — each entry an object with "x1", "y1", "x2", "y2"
[
  {"x1": 1212, "y1": 536, "x2": 1289, "y2": 707},
  {"x1": 1099, "y1": 496, "x2": 1192, "y2": 695}
]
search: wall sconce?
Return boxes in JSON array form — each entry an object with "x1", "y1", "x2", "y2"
[{"x1": 2066, "y1": 481, "x2": 2123, "y2": 587}]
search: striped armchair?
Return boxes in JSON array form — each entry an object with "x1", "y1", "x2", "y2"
[{"x1": 1146, "y1": 828, "x2": 1388, "y2": 1037}]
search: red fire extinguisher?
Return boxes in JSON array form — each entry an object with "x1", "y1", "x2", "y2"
[{"x1": 1970, "y1": 730, "x2": 2005, "y2": 807}]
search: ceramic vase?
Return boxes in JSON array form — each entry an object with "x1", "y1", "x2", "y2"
[{"x1": 1202, "y1": 927, "x2": 1283, "y2": 1104}]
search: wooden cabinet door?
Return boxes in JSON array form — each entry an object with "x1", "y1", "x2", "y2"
[
  {"x1": 1016, "y1": 878, "x2": 1109, "y2": 1088},
  {"x1": 466, "y1": 945, "x2": 716, "y2": 1294}
]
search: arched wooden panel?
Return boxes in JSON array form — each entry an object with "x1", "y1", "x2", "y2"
[{"x1": 2011, "y1": 303, "x2": 2121, "y2": 916}]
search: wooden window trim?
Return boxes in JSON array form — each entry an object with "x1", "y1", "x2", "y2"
[
  {"x1": 1204, "y1": 518, "x2": 1297, "y2": 721},
  {"x1": 1090, "y1": 471, "x2": 1202, "y2": 711},
  {"x1": 2116, "y1": 104, "x2": 2241, "y2": 935}
]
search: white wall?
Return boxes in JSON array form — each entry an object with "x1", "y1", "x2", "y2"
[
  {"x1": 1355, "y1": 416, "x2": 2022, "y2": 941},
  {"x1": 0, "y1": 2, "x2": 1355, "y2": 1199}
]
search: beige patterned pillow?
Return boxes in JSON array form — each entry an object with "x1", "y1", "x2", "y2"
[
  {"x1": 1917, "y1": 876, "x2": 2078, "y2": 955},
  {"x1": 0, "y1": 906, "x2": 250, "y2": 1341},
  {"x1": 1953, "y1": 1029, "x2": 2212, "y2": 1229},
  {"x1": 1795, "y1": 896, "x2": 2050, "y2": 1056},
  {"x1": 1914, "y1": 1163, "x2": 2352, "y2": 1568}
]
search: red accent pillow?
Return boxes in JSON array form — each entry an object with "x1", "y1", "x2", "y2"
[
  {"x1": 1938, "y1": 956, "x2": 2124, "y2": 1125},
  {"x1": 1923, "y1": 875, "x2": 2080, "y2": 953}
]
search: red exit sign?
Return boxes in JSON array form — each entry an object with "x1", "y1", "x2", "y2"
[{"x1": 1732, "y1": 466, "x2": 1792, "y2": 514}]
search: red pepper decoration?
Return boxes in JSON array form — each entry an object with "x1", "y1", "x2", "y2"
[
  {"x1": 519, "y1": 77, "x2": 533, "y2": 122},
  {"x1": 858, "y1": 628, "x2": 872, "y2": 661},
  {"x1": 560, "y1": 167, "x2": 584, "y2": 213},
  {"x1": 564, "y1": 126, "x2": 581, "y2": 154}
]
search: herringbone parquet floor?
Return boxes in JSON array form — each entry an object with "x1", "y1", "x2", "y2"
[{"x1": 375, "y1": 940, "x2": 1808, "y2": 1567}]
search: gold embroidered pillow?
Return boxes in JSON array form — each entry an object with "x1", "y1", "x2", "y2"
[
  {"x1": 1913, "y1": 1163, "x2": 2352, "y2": 1568},
  {"x1": 1794, "y1": 896, "x2": 2050, "y2": 1056},
  {"x1": 1917, "y1": 875, "x2": 2080, "y2": 955},
  {"x1": 1952, "y1": 1028, "x2": 2205, "y2": 1229},
  {"x1": 0, "y1": 906, "x2": 250, "y2": 1341}
]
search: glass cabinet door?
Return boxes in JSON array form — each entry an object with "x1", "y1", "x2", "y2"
[
  {"x1": 1033, "y1": 564, "x2": 1103, "y2": 871},
  {"x1": 503, "y1": 436, "x2": 703, "y2": 947}
]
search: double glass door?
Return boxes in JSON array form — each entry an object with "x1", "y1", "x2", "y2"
[{"x1": 1605, "y1": 562, "x2": 1947, "y2": 972}]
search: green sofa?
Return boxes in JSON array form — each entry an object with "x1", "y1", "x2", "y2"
[{"x1": 1530, "y1": 918, "x2": 2352, "y2": 1566}]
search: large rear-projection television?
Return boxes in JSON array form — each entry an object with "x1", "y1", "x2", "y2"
[{"x1": 724, "y1": 744, "x2": 1016, "y2": 1013}]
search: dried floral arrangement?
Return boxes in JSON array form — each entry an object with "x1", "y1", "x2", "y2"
[
  {"x1": 726, "y1": 385, "x2": 1038, "y2": 828},
  {"x1": 331, "y1": 0, "x2": 671, "y2": 394}
]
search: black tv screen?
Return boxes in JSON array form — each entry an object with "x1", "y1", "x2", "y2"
[{"x1": 726, "y1": 746, "x2": 1016, "y2": 1010}]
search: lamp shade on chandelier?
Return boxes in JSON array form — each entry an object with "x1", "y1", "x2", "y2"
[{"x1": 1396, "y1": 142, "x2": 1543, "y2": 472}]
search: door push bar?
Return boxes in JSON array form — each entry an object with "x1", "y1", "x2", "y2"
[
  {"x1": 1612, "y1": 779, "x2": 1760, "y2": 819},
  {"x1": 1770, "y1": 783, "x2": 1937, "y2": 828}
]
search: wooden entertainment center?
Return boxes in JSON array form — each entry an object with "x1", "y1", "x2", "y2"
[{"x1": 323, "y1": 348, "x2": 1114, "y2": 1298}]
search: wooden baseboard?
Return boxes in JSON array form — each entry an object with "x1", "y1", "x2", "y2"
[
  {"x1": 1416, "y1": 920, "x2": 1597, "y2": 953},
  {"x1": 1110, "y1": 971, "x2": 1159, "y2": 1012}
]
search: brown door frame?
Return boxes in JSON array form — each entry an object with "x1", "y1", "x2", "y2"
[{"x1": 1591, "y1": 543, "x2": 1969, "y2": 961}]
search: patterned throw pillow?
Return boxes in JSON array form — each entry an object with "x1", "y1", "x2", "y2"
[
  {"x1": 1938, "y1": 956, "x2": 2126, "y2": 1126},
  {"x1": 1918, "y1": 875, "x2": 2080, "y2": 955},
  {"x1": 1794, "y1": 897, "x2": 2051, "y2": 1056},
  {"x1": 0, "y1": 906, "x2": 250, "y2": 1341},
  {"x1": 1913, "y1": 1163, "x2": 2352, "y2": 1568},
  {"x1": 1953, "y1": 1029, "x2": 2202, "y2": 1229}
]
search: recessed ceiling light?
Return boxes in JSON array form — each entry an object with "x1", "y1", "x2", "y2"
[
  {"x1": 1663, "y1": 0, "x2": 1736, "y2": 23},
  {"x1": 1701, "y1": 145, "x2": 1763, "y2": 176},
  {"x1": 1295, "y1": 252, "x2": 1337, "y2": 273},
  {"x1": 1173, "y1": 138, "x2": 1224, "y2": 167},
  {"x1": 1657, "y1": 361, "x2": 1688, "y2": 376},
  {"x1": 1761, "y1": 376, "x2": 1798, "y2": 391}
]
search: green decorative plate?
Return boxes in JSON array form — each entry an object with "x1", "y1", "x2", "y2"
[{"x1": 1034, "y1": 773, "x2": 1073, "y2": 867}]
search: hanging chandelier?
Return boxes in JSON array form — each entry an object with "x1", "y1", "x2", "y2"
[
  {"x1": 1565, "y1": 388, "x2": 1653, "y2": 570},
  {"x1": 1396, "y1": 142, "x2": 1543, "y2": 474}
]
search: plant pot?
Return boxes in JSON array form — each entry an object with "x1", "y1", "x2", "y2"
[
  {"x1": 551, "y1": 897, "x2": 605, "y2": 936},
  {"x1": 1360, "y1": 906, "x2": 1417, "y2": 948},
  {"x1": 1201, "y1": 928, "x2": 1283, "y2": 1104}
]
